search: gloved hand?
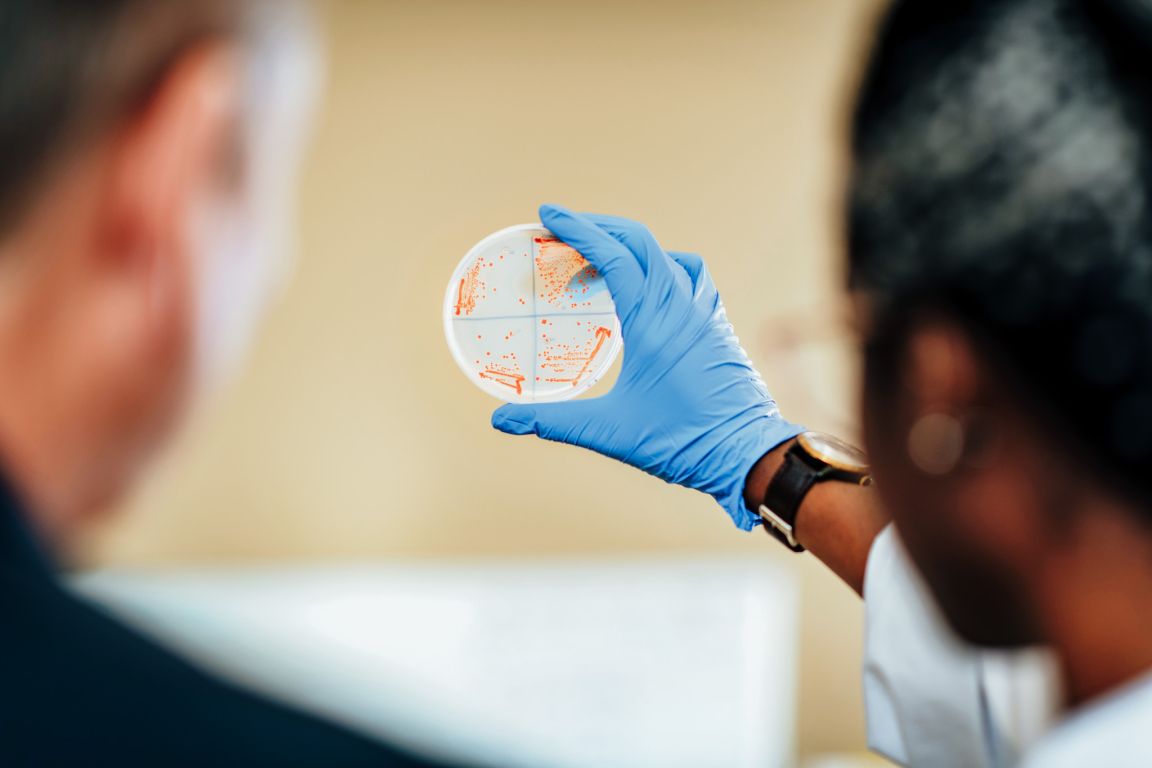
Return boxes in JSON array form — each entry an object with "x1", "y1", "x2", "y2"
[{"x1": 491, "y1": 204, "x2": 802, "y2": 530}]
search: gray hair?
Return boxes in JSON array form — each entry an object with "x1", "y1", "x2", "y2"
[{"x1": 0, "y1": 0, "x2": 249, "y2": 234}]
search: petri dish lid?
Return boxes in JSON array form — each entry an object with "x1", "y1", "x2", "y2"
[{"x1": 443, "y1": 223, "x2": 622, "y2": 403}]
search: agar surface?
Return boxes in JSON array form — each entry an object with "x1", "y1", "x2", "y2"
[
  {"x1": 480, "y1": 363, "x2": 526, "y2": 395},
  {"x1": 535, "y1": 237, "x2": 599, "y2": 310},
  {"x1": 475, "y1": 343, "x2": 525, "y2": 394},
  {"x1": 450, "y1": 230, "x2": 618, "y2": 402},
  {"x1": 454, "y1": 251, "x2": 504, "y2": 316},
  {"x1": 538, "y1": 324, "x2": 613, "y2": 388}
]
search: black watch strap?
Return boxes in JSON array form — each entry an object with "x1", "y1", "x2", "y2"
[{"x1": 759, "y1": 446, "x2": 823, "y2": 552}]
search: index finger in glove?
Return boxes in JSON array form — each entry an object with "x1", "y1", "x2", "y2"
[{"x1": 539, "y1": 204, "x2": 643, "y2": 309}]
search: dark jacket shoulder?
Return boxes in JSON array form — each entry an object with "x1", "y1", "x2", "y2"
[{"x1": 0, "y1": 486, "x2": 449, "y2": 767}]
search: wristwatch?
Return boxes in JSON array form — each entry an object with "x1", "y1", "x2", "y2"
[{"x1": 759, "y1": 431, "x2": 872, "y2": 552}]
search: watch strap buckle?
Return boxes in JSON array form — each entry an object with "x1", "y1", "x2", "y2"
[{"x1": 758, "y1": 503, "x2": 805, "y2": 552}]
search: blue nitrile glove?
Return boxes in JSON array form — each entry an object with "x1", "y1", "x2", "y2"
[{"x1": 491, "y1": 205, "x2": 802, "y2": 531}]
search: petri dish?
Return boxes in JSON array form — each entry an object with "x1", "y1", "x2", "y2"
[{"x1": 443, "y1": 223, "x2": 622, "y2": 403}]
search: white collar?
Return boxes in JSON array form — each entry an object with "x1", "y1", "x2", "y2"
[{"x1": 1021, "y1": 668, "x2": 1152, "y2": 767}]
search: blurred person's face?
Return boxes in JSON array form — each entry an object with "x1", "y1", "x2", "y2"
[
  {"x1": 0, "y1": 15, "x2": 317, "y2": 542},
  {"x1": 859, "y1": 318, "x2": 1072, "y2": 648}
]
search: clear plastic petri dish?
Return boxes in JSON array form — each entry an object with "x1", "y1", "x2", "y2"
[{"x1": 443, "y1": 224, "x2": 623, "y2": 403}]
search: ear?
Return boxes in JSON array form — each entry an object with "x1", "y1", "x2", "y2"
[
  {"x1": 902, "y1": 321, "x2": 981, "y2": 418},
  {"x1": 904, "y1": 321, "x2": 1056, "y2": 563},
  {"x1": 102, "y1": 43, "x2": 244, "y2": 288},
  {"x1": 80, "y1": 43, "x2": 246, "y2": 476},
  {"x1": 901, "y1": 320, "x2": 1017, "y2": 482}
]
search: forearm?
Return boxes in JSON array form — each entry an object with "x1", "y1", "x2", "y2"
[{"x1": 743, "y1": 439, "x2": 890, "y2": 596}]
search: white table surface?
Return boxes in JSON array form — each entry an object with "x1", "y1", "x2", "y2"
[{"x1": 76, "y1": 557, "x2": 797, "y2": 768}]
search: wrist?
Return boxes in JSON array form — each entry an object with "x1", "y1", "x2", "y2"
[
  {"x1": 742, "y1": 438, "x2": 798, "y2": 515},
  {"x1": 720, "y1": 421, "x2": 804, "y2": 531},
  {"x1": 744, "y1": 431, "x2": 889, "y2": 594}
]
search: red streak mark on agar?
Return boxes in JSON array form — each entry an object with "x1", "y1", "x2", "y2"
[
  {"x1": 454, "y1": 258, "x2": 485, "y2": 316},
  {"x1": 539, "y1": 326, "x2": 613, "y2": 388},
  {"x1": 480, "y1": 367, "x2": 525, "y2": 395},
  {"x1": 573, "y1": 326, "x2": 613, "y2": 385},
  {"x1": 455, "y1": 248, "x2": 513, "y2": 316}
]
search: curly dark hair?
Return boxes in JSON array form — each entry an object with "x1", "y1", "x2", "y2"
[{"x1": 850, "y1": 0, "x2": 1152, "y2": 507}]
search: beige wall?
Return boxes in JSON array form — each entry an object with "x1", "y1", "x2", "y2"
[{"x1": 96, "y1": 0, "x2": 887, "y2": 759}]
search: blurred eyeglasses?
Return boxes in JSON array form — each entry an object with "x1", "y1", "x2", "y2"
[{"x1": 753, "y1": 294, "x2": 867, "y2": 441}]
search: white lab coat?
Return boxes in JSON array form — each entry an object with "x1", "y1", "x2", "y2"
[{"x1": 862, "y1": 526, "x2": 1152, "y2": 767}]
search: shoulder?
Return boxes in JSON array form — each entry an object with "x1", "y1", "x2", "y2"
[
  {"x1": 0, "y1": 578, "x2": 439, "y2": 767},
  {"x1": 1021, "y1": 673, "x2": 1152, "y2": 768}
]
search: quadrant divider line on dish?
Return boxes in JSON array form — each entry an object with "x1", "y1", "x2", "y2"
[{"x1": 455, "y1": 311, "x2": 619, "y2": 322}]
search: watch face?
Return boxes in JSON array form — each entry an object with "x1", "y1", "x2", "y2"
[{"x1": 797, "y1": 431, "x2": 869, "y2": 474}]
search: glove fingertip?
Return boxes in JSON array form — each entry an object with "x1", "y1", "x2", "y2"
[
  {"x1": 539, "y1": 203, "x2": 570, "y2": 224},
  {"x1": 491, "y1": 405, "x2": 537, "y2": 436}
]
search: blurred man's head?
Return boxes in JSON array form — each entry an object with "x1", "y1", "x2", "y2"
[
  {"x1": 0, "y1": 0, "x2": 316, "y2": 543},
  {"x1": 850, "y1": 0, "x2": 1152, "y2": 650}
]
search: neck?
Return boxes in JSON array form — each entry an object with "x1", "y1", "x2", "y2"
[
  {"x1": 0, "y1": 276, "x2": 79, "y2": 541},
  {"x1": 0, "y1": 155, "x2": 151, "y2": 547},
  {"x1": 1039, "y1": 502, "x2": 1152, "y2": 709},
  {"x1": 0, "y1": 233, "x2": 115, "y2": 544}
]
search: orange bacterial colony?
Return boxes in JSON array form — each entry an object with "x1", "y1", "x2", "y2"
[
  {"x1": 445, "y1": 225, "x2": 620, "y2": 403},
  {"x1": 539, "y1": 325, "x2": 613, "y2": 385},
  {"x1": 534, "y1": 236, "x2": 600, "y2": 310},
  {"x1": 453, "y1": 254, "x2": 493, "y2": 316},
  {"x1": 479, "y1": 363, "x2": 525, "y2": 395}
]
